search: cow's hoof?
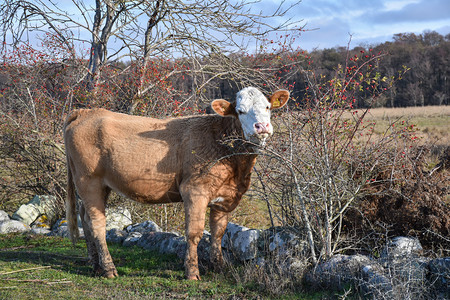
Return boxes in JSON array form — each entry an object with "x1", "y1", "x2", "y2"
[
  {"x1": 103, "y1": 268, "x2": 118, "y2": 279},
  {"x1": 187, "y1": 274, "x2": 201, "y2": 280}
]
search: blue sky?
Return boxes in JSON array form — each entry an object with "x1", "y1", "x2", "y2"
[
  {"x1": 5, "y1": 0, "x2": 449, "y2": 56},
  {"x1": 272, "y1": 0, "x2": 450, "y2": 50}
]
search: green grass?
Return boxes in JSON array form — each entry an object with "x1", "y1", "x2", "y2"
[{"x1": 0, "y1": 233, "x2": 328, "y2": 299}]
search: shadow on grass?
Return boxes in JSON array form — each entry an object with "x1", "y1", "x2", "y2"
[{"x1": 0, "y1": 233, "x2": 184, "y2": 279}]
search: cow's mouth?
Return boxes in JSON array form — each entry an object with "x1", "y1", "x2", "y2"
[{"x1": 249, "y1": 133, "x2": 270, "y2": 148}]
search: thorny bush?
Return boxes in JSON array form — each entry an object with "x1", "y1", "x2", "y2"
[{"x1": 252, "y1": 47, "x2": 442, "y2": 263}]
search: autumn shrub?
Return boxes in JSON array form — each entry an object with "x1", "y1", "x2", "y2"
[
  {"x1": 253, "y1": 48, "x2": 419, "y2": 262},
  {"x1": 344, "y1": 145, "x2": 450, "y2": 255}
]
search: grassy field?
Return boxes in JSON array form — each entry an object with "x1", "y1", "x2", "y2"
[
  {"x1": 0, "y1": 233, "x2": 334, "y2": 299},
  {"x1": 360, "y1": 105, "x2": 449, "y2": 146}
]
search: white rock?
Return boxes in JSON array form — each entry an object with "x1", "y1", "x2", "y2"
[
  {"x1": 105, "y1": 207, "x2": 132, "y2": 231},
  {"x1": 0, "y1": 220, "x2": 30, "y2": 234},
  {"x1": 12, "y1": 195, "x2": 59, "y2": 226},
  {"x1": 30, "y1": 228, "x2": 51, "y2": 235},
  {"x1": 126, "y1": 220, "x2": 161, "y2": 233},
  {"x1": 12, "y1": 203, "x2": 40, "y2": 226},
  {"x1": 123, "y1": 232, "x2": 143, "y2": 247},
  {"x1": 382, "y1": 236, "x2": 423, "y2": 258},
  {"x1": 0, "y1": 210, "x2": 10, "y2": 222},
  {"x1": 222, "y1": 222, "x2": 260, "y2": 261}
]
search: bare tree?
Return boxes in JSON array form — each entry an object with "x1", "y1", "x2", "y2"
[{"x1": 1, "y1": 0, "x2": 303, "y2": 110}]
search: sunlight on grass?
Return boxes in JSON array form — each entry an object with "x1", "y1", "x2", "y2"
[{"x1": 1, "y1": 233, "x2": 325, "y2": 299}]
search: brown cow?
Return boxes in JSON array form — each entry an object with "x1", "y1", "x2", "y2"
[{"x1": 64, "y1": 87, "x2": 289, "y2": 279}]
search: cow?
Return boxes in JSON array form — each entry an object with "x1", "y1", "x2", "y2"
[{"x1": 64, "y1": 87, "x2": 289, "y2": 279}]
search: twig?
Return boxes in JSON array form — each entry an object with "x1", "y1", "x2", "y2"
[
  {"x1": 0, "y1": 245, "x2": 36, "y2": 251},
  {"x1": 0, "y1": 266, "x2": 51, "y2": 276},
  {"x1": 0, "y1": 278, "x2": 72, "y2": 285}
]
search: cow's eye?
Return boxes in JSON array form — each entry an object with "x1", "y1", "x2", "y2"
[
  {"x1": 237, "y1": 109, "x2": 245, "y2": 115},
  {"x1": 266, "y1": 106, "x2": 270, "y2": 110}
]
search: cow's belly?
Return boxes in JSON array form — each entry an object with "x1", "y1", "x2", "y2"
[
  {"x1": 103, "y1": 137, "x2": 182, "y2": 203},
  {"x1": 105, "y1": 173, "x2": 181, "y2": 204}
]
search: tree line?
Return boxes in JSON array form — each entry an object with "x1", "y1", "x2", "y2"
[{"x1": 187, "y1": 30, "x2": 449, "y2": 108}]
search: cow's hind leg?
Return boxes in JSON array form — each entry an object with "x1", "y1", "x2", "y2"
[
  {"x1": 209, "y1": 208, "x2": 228, "y2": 272},
  {"x1": 79, "y1": 203, "x2": 100, "y2": 274},
  {"x1": 78, "y1": 180, "x2": 117, "y2": 278}
]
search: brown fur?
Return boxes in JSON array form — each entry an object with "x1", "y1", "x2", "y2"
[{"x1": 64, "y1": 108, "x2": 258, "y2": 279}]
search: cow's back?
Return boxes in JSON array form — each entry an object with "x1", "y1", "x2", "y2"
[{"x1": 64, "y1": 108, "x2": 186, "y2": 203}]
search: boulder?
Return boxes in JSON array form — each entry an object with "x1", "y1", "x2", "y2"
[
  {"x1": 0, "y1": 210, "x2": 9, "y2": 222},
  {"x1": 428, "y1": 257, "x2": 450, "y2": 296},
  {"x1": 12, "y1": 195, "x2": 59, "y2": 226},
  {"x1": 105, "y1": 207, "x2": 132, "y2": 231},
  {"x1": 388, "y1": 256, "x2": 429, "y2": 288},
  {"x1": 126, "y1": 220, "x2": 161, "y2": 234},
  {"x1": 0, "y1": 219, "x2": 30, "y2": 234},
  {"x1": 137, "y1": 231, "x2": 185, "y2": 255},
  {"x1": 134, "y1": 231, "x2": 211, "y2": 264},
  {"x1": 123, "y1": 232, "x2": 143, "y2": 247},
  {"x1": 30, "y1": 227, "x2": 52, "y2": 235},
  {"x1": 50, "y1": 218, "x2": 84, "y2": 239},
  {"x1": 106, "y1": 228, "x2": 128, "y2": 244},
  {"x1": 259, "y1": 227, "x2": 309, "y2": 258},
  {"x1": 31, "y1": 215, "x2": 52, "y2": 230},
  {"x1": 305, "y1": 254, "x2": 374, "y2": 290},
  {"x1": 381, "y1": 236, "x2": 423, "y2": 259},
  {"x1": 360, "y1": 264, "x2": 393, "y2": 299},
  {"x1": 12, "y1": 202, "x2": 40, "y2": 226},
  {"x1": 222, "y1": 222, "x2": 260, "y2": 261}
]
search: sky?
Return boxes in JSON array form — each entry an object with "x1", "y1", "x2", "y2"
[
  {"x1": 274, "y1": 0, "x2": 450, "y2": 50},
  {"x1": 4, "y1": 0, "x2": 449, "y2": 56}
]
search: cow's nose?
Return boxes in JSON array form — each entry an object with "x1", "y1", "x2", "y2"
[{"x1": 254, "y1": 122, "x2": 271, "y2": 134}]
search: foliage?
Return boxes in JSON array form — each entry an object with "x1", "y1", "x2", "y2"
[{"x1": 186, "y1": 30, "x2": 450, "y2": 108}]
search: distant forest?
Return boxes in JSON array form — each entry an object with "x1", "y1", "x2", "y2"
[
  {"x1": 200, "y1": 31, "x2": 449, "y2": 108},
  {"x1": 1, "y1": 31, "x2": 449, "y2": 113}
]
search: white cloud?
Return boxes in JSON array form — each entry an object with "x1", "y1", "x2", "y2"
[
  {"x1": 287, "y1": 0, "x2": 450, "y2": 50},
  {"x1": 383, "y1": 0, "x2": 421, "y2": 11}
]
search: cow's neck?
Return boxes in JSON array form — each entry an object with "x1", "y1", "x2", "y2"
[
  {"x1": 214, "y1": 115, "x2": 257, "y2": 154},
  {"x1": 214, "y1": 115, "x2": 258, "y2": 167}
]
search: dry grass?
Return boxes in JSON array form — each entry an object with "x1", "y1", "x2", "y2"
[
  {"x1": 363, "y1": 105, "x2": 450, "y2": 146},
  {"x1": 365, "y1": 105, "x2": 450, "y2": 119}
]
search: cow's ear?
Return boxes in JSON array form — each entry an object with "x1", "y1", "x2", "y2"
[
  {"x1": 211, "y1": 99, "x2": 237, "y2": 117},
  {"x1": 269, "y1": 90, "x2": 290, "y2": 110}
]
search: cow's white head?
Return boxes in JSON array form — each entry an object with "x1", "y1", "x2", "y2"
[{"x1": 211, "y1": 87, "x2": 290, "y2": 146}]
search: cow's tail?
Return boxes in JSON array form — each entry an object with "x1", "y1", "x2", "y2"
[
  {"x1": 64, "y1": 111, "x2": 80, "y2": 246},
  {"x1": 66, "y1": 160, "x2": 79, "y2": 245}
]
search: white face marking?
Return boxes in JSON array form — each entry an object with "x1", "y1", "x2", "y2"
[{"x1": 235, "y1": 87, "x2": 273, "y2": 144}]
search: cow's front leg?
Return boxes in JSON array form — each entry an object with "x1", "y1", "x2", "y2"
[
  {"x1": 209, "y1": 208, "x2": 228, "y2": 272},
  {"x1": 181, "y1": 186, "x2": 209, "y2": 280}
]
